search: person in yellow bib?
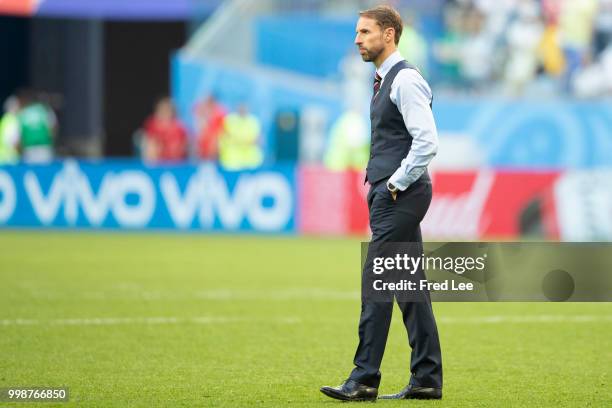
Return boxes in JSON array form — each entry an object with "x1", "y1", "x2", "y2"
[
  {"x1": 218, "y1": 104, "x2": 263, "y2": 171},
  {"x1": 0, "y1": 96, "x2": 21, "y2": 164},
  {"x1": 324, "y1": 108, "x2": 370, "y2": 172}
]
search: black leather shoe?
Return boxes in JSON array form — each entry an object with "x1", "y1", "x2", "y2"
[
  {"x1": 379, "y1": 384, "x2": 442, "y2": 400},
  {"x1": 320, "y1": 379, "x2": 378, "y2": 401}
]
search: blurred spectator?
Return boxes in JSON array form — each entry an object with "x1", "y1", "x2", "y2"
[
  {"x1": 435, "y1": 2, "x2": 498, "y2": 90},
  {"x1": 558, "y1": 0, "x2": 598, "y2": 91},
  {"x1": 594, "y1": 0, "x2": 612, "y2": 56},
  {"x1": 503, "y1": 0, "x2": 544, "y2": 94},
  {"x1": 0, "y1": 96, "x2": 21, "y2": 164},
  {"x1": 457, "y1": 5, "x2": 495, "y2": 89},
  {"x1": 572, "y1": 42, "x2": 612, "y2": 97},
  {"x1": 141, "y1": 97, "x2": 188, "y2": 162},
  {"x1": 324, "y1": 108, "x2": 369, "y2": 172},
  {"x1": 218, "y1": 104, "x2": 263, "y2": 170},
  {"x1": 193, "y1": 94, "x2": 227, "y2": 161},
  {"x1": 542, "y1": 0, "x2": 562, "y2": 24},
  {"x1": 538, "y1": 21, "x2": 566, "y2": 77},
  {"x1": 433, "y1": 4, "x2": 465, "y2": 85},
  {"x1": 17, "y1": 89, "x2": 56, "y2": 163}
]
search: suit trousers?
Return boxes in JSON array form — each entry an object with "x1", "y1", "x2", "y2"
[{"x1": 348, "y1": 175, "x2": 443, "y2": 389}]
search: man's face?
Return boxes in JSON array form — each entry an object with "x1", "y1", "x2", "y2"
[{"x1": 354, "y1": 17, "x2": 386, "y2": 62}]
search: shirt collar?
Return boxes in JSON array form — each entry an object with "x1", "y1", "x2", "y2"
[{"x1": 376, "y1": 50, "x2": 403, "y2": 81}]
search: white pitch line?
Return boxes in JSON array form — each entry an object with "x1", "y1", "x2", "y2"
[
  {"x1": 194, "y1": 289, "x2": 360, "y2": 301},
  {"x1": 0, "y1": 316, "x2": 301, "y2": 326},
  {"x1": 437, "y1": 315, "x2": 612, "y2": 324},
  {"x1": 0, "y1": 315, "x2": 610, "y2": 327}
]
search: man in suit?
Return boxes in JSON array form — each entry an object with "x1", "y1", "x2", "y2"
[{"x1": 320, "y1": 5, "x2": 443, "y2": 402}]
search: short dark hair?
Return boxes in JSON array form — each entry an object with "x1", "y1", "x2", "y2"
[{"x1": 359, "y1": 5, "x2": 403, "y2": 45}]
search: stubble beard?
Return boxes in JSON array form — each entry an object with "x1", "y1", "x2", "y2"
[{"x1": 360, "y1": 45, "x2": 384, "y2": 63}]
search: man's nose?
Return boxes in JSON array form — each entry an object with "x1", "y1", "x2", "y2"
[{"x1": 354, "y1": 34, "x2": 361, "y2": 45}]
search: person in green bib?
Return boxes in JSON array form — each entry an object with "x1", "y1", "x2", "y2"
[{"x1": 17, "y1": 90, "x2": 55, "y2": 163}]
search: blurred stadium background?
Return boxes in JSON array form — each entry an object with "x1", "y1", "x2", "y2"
[
  {"x1": 1, "y1": 0, "x2": 611, "y2": 240},
  {"x1": 1, "y1": 1, "x2": 611, "y2": 406}
]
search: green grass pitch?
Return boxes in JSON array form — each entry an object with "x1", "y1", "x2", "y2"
[{"x1": 0, "y1": 232, "x2": 610, "y2": 407}]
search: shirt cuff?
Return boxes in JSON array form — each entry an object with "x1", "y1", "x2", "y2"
[{"x1": 388, "y1": 167, "x2": 426, "y2": 191}]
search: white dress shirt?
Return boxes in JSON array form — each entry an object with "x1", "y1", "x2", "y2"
[{"x1": 375, "y1": 51, "x2": 438, "y2": 191}]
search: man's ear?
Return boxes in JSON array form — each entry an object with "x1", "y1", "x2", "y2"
[{"x1": 384, "y1": 27, "x2": 395, "y2": 44}]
